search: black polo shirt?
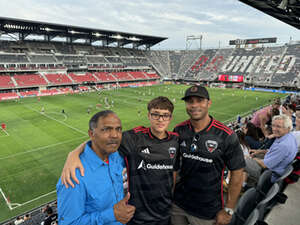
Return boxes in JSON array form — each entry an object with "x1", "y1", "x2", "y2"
[
  {"x1": 173, "y1": 117, "x2": 245, "y2": 220},
  {"x1": 119, "y1": 126, "x2": 179, "y2": 225}
]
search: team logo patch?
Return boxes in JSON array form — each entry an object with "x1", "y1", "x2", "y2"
[
  {"x1": 205, "y1": 140, "x2": 218, "y2": 153},
  {"x1": 191, "y1": 86, "x2": 198, "y2": 92},
  {"x1": 168, "y1": 147, "x2": 176, "y2": 159}
]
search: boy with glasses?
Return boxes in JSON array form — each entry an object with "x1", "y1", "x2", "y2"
[{"x1": 60, "y1": 96, "x2": 179, "y2": 225}]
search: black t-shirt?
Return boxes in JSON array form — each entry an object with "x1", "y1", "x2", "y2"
[
  {"x1": 43, "y1": 213, "x2": 57, "y2": 225},
  {"x1": 119, "y1": 126, "x2": 179, "y2": 225},
  {"x1": 173, "y1": 117, "x2": 245, "y2": 220}
]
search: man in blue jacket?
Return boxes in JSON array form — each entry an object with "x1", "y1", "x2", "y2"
[{"x1": 56, "y1": 110, "x2": 135, "y2": 225}]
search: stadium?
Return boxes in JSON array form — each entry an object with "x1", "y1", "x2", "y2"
[{"x1": 0, "y1": 0, "x2": 300, "y2": 225}]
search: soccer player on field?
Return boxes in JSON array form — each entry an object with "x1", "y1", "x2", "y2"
[{"x1": 61, "y1": 96, "x2": 179, "y2": 225}]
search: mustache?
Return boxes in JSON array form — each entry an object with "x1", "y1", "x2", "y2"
[{"x1": 107, "y1": 141, "x2": 120, "y2": 144}]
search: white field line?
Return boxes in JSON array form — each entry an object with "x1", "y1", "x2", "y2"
[
  {"x1": 0, "y1": 186, "x2": 56, "y2": 210},
  {"x1": 23, "y1": 105, "x2": 86, "y2": 135},
  {"x1": 0, "y1": 187, "x2": 14, "y2": 210},
  {"x1": 10, "y1": 190, "x2": 57, "y2": 210},
  {"x1": 46, "y1": 112, "x2": 68, "y2": 121},
  {"x1": 0, "y1": 127, "x2": 9, "y2": 137},
  {"x1": 0, "y1": 136, "x2": 87, "y2": 160}
]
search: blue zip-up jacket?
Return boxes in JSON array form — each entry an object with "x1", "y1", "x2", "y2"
[{"x1": 56, "y1": 141, "x2": 125, "y2": 225}]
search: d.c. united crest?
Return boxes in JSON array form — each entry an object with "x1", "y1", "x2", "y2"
[
  {"x1": 205, "y1": 140, "x2": 218, "y2": 153},
  {"x1": 168, "y1": 147, "x2": 176, "y2": 158}
]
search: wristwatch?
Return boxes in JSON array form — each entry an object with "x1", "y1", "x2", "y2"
[{"x1": 224, "y1": 207, "x2": 234, "y2": 216}]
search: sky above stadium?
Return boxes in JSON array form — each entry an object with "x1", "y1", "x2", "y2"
[{"x1": 0, "y1": 0, "x2": 299, "y2": 49}]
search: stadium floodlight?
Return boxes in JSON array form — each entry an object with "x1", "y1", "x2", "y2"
[
  {"x1": 111, "y1": 34, "x2": 123, "y2": 39},
  {"x1": 128, "y1": 36, "x2": 141, "y2": 41},
  {"x1": 186, "y1": 35, "x2": 203, "y2": 50},
  {"x1": 93, "y1": 32, "x2": 102, "y2": 37}
]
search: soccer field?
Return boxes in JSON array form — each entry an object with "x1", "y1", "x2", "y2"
[{"x1": 0, "y1": 84, "x2": 285, "y2": 222}]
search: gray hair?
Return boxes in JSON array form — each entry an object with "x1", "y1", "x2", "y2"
[
  {"x1": 89, "y1": 110, "x2": 115, "y2": 130},
  {"x1": 272, "y1": 114, "x2": 293, "y2": 131}
]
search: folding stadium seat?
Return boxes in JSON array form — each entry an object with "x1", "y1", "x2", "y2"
[
  {"x1": 256, "y1": 183, "x2": 280, "y2": 222},
  {"x1": 243, "y1": 208, "x2": 259, "y2": 225},
  {"x1": 283, "y1": 152, "x2": 300, "y2": 188},
  {"x1": 276, "y1": 164, "x2": 294, "y2": 191},
  {"x1": 229, "y1": 188, "x2": 259, "y2": 225},
  {"x1": 256, "y1": 169, "x2": 273, "y2": 201}
]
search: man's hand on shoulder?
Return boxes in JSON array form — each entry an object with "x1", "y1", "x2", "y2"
[{"x1": 114, "y1": 193, "x2": 136, "y2": 224}]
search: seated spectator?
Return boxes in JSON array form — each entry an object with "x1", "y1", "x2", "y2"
[
  {"x1": 244, "y1": 114, "x2": 298, "y2": 184},
  {"x1": 23, "y1": 214, "x2": 31, "y2": 221},
  {"x1": 283, "y1": 103, "x2": 296, "y2": 129},
  {"x1": 236, "y1": 130, "x2": 250, "y2": 158},
  {"x1": 292, "y1": 105, "x2": 300, "y2": 150},
  {"x1": 41, "y1": 206, "x2": 57, "y2": 225},
  {"x1": 251, "y1": 99, "x2": 280, "y2": 138},
  {"x1": 14, "y1": 216, "x2": 24, "y2": 225},
  {"x1": 243, "y1": 122, "x2": 262, "y2": 149}
]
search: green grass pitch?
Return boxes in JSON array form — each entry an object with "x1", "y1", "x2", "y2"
[{"x1": 0, "y1": 84, "x2": 286, "y2": 222}]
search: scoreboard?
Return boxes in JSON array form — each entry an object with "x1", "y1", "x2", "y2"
[
  {"x1": 218, "y1": 74, "x2": 243, "y2": 82},
  {"x1": 229, "y1": 37, "x2": 277, "y2": 45}
]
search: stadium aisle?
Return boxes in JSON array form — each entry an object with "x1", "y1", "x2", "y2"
[{"x1": 266, "y1": 181, "x2": 300, "y2": 225}]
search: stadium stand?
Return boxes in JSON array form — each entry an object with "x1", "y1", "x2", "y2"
[
  {"x1": 93, "y1": 72, "x2": 117, "y2": 82},
  {"x1": 45, "y1": 73, "x2": 73, "y2": 85},
  {"x1": 14, "y1": 74, "x2": 48, "y2": 87},
  {"x1": 128, "y1": 71, "x2": 148, "y2": 80},
  {"x1": 0, "y1": 75, "x2": 15, "y2": 88},
  {"x1": 111, "y1": 71, "x2": 134, "y2": 81},
  {"x1": 27, "y1": 54, "x2": 57, "y2": 64},
  {"x1": 68, "y1": 72, "x2": 97, "y2": 83},
  {"x1": 0, "y1": 92, "x2": 18, "y2": 100}
]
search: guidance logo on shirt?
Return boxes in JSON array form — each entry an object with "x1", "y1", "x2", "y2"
[
  {"x1": 168, "y1": 147, "x2": 176, "y2": 159},
  {"x1": 205, "y1": 140, "x2": 218, "y2": 153},
  {"x1": 137, "y1": 160, "x2": 173, "y2": 170}
]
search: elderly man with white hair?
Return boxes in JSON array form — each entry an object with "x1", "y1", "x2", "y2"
[{"x1": 244, "y1": 114, "x2": 298, "y2": 184}]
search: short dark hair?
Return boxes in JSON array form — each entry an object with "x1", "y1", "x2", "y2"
[
  {"x1": 147, "y1": 96, "x2": 174, "y2": 113},
  {"x1": 45, "y1": 206, "x2": 53, "y2": 214},
  {"x1": 246, "y1": 122, "x2": 259, "y2": 141},
  {"x1": 89, "y1": 110, "x2": 115, "y2": 130}
]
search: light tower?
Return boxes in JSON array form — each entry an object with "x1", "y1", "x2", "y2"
[{"x1": 186, "y1": 35, "x2": 203, "y2": 50}]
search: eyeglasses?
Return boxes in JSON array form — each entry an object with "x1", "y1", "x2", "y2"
[
  {"x1": 271, "y1": 124, "x2": 284, "y2": 129},
  {"x1": 150, "y1": 113, "x2": 171, "y2": 121}
]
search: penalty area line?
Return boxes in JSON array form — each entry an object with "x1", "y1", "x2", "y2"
[
  {"x1": 10, "y1": 190, "x2": 56, "y2": 210},
  {"x1": 23, "y1": 105, "x2": 86, "y2": 135}
]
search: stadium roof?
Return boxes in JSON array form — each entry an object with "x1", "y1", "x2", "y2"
[
  {"x1": 239, "y1": 0, "x2": 300, "y2": 30},
  {"x1": 0, "y1": 17, "x2": 167, "y2": 49}
]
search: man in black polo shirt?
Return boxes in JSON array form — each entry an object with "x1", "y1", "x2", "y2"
[
  {"x1": 60, "y1": 96, "x2": 179, "y2": 225},
  {"x1": 171, "y1": 85, "x2": 245, "y2": 225}
]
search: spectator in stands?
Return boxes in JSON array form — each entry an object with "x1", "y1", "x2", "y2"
[
  {"x1": 56, "y1": 110, "x2": 135, "y2": 225},
  {"x1": 292, "y1": 105, "x2": 300, "y2": 150},
  {"x1": 244, "y1": 114, "x2": 298, "y2": 184},
  {"x1": 236, "y1": 130, "x2": 250, "y2": 158},
  {"x1": 60, "y1": 97, "x2": 179, "y2": 225},
  {"x1": 23, "y1": 214, "x2": 31, "y2": 221},
  {"x1": 283, "y1": 103, "x2": 296, "y2": 129},
  {"x1": 251, "y1": 98, "x2": 281, "y2": 137},
  {"x1": 172, "y1": 86, "x2": 245, "y2": 225},
  {"x1": 243, "y1": 122, "x2": 261, "y2": 149},
  {"x1": 14, "y1": 216, "x2": 24, "y2": 225},
  {"x1": 41, "y1": 206, "x2": 57, "y2": 225}
]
